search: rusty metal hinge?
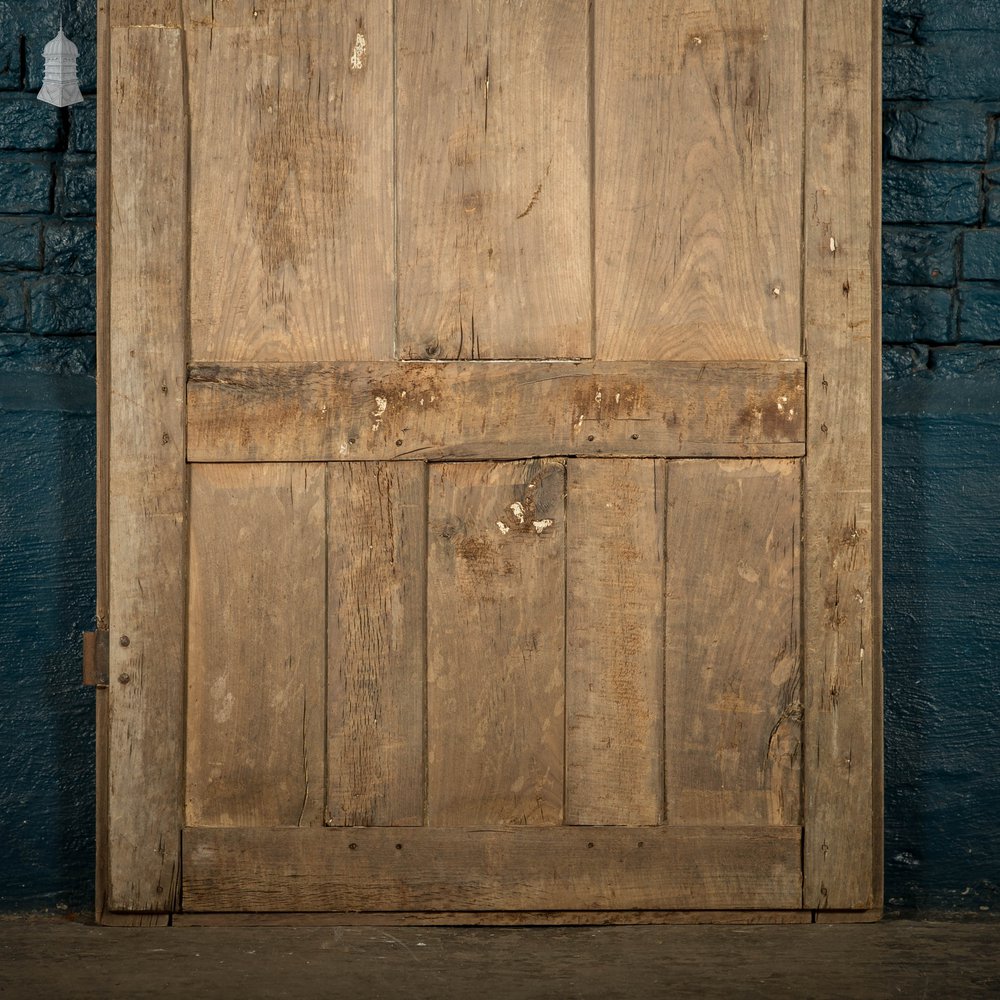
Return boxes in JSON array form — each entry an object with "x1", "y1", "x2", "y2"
[{"x1": 83, "y1": 628, "x2": 110, "y2": 687}]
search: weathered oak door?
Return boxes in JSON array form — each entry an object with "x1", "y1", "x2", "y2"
[{"x1": 97, "y1": 0, "x2": 881, "y2": 922}]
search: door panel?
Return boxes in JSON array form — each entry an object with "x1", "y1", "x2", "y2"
[
  {"x1": 187, "y1": 2, "x2": 395, "y2": 363},
  {"x1": 326, "y1": 462, "x2": 426, "y2": 828},
  {"x1": 427, "y1": 460, "x2": 567, "y2": 827},
  {"x1": 595, "y1": 0, "x2": 804, "y2": 360},
  {"x1": 102, "y1": 0, "x2": 879, "y2": 921},
  {"x1": 665, "y1": 459, "x2": 802, "y2": 827},
  {"x1": 396, "y1": 0, "x2": 592, "y2": 360},
  {"x1": 565, "y1": 458, "x2": 665, "y2": 827},
  {"x1": 186, "y1": 464, "x2": 326, "y2": 829}
]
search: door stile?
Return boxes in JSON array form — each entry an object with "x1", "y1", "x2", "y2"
[
  {"x1": 802, "y1": 0, "x2": 881, "y2": 912},
  {"x1": 105, "y1": 15, "x2": 190, "y2": 913}
]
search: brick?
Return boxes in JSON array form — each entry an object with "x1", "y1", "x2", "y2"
[
  {"x1": 884, "y1": 287, "x2": 955, "y2": 344},
  {"x1": 0, "y1": 96, "x2": 62, "y2": 151},
  {"x1": 959, "y1": 288, "x2": 1000, "y2": 341},
  {"x1": 56, "y1": 158, "x2": 96, "y2": 217},
  {"x1": 0, "y1": 218, "x2": 42, "y2": 269},
  {"x1": 885, "y1": 33, "x2": 1000, "y2": 101},
  {"x1": 0, "y1": 159, "x2": 52, "y2": 214},
  {"x1": 987, "y1": 171, "x2": 1000, "y2": 225},
  {"x1": 44, "y1": 221, "x2": 95, "y2": 275},
  {"x1": 28, "y1": 276, "x2": 96, "y2": 335},
  {"x1": 0, "y1": 10, "x2": 22, "y2": 90},
  {"x1": 884, "y1": 103, "x2": 990, "y2": 163},
  {"x1": 883, "y1": 227, "x2": 957, "y2": 287},
  {"x1": 0, "y1": 333, "x2": 96, "y2": 376},
  {"x1": 0, "y1": 276, "x2": 28, "y2": 332},
  {"x1": 882, "y1": 344, "x2": 930, "y2": 381},
  {"x1": 962, "y1": 230, "x2": 1000, "y2": 280},
  {"x1": 883, "y1": 163, "x2": 982, "y2": 225},
  {"x1": 68, "y1": 100, "x2": 97, "y2": 154}
]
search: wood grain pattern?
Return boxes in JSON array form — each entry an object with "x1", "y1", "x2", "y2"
[
  {"x1": 185, "y1": 2, "x2": 394, "y2": 362},
  {"x1": 327, "y1": 463, "x2": 426, "y2": 827},
  {"x1": 595, "y1": 0, "x2": 803, "y2": 360},
  {"x1": 173, "y1": 909, "x2": 814, "y2": 926},
  {"x1": 187, "y1": 361, "x2": 806, "y2": 462},
  {"x1": 565, "y1": 459, "x2": 665, "y2": 826},
  {"x1": 802, "y1": 0, "x2": 880, "y2": 911},
  {"x1": 665, "y1": 460, "x2": 802, "y2": 827},
  {"x1": 186, "y1": 464, "x2": 326, "y2": 828},
  {"x1": 106, "y1": 24, "x2": 187, "y2": 913},
  {"x1": 396, "y1": 0, "x2": 591, "y2": 359},
  {"x1": 109, "y1": 0, "x2": 182, "y2": 26},
  {"x1": 427, "y1": 461, "x2": 565, "y2": 826},
  {"x1": 182, "y1": 826, "x2": 803, "y2": 912}
]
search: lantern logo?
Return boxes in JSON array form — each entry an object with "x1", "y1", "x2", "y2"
[{"x1": 37, "y1": 20, "x2": 84, "y2": 108}]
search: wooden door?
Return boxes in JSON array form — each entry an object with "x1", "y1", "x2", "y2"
[{"x1": 97, "y1": 0, "x2": 881, "y2": 923}]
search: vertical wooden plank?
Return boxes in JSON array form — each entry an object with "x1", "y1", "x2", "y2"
[
  {"x1": 595, "y1": 0, "x2": 803, "y2": 361},
  {"x1": 396, "y1": 0, "x2": 591, "y2": 360},
  {"x1": 186, "y1": 2, "x2": 394, "y2": 362},
  {"x1": 427, "y1": 460, "x2": 565, "y2": 826},
  {"x1": 107, "y1": 23, "x2": 187, "y2": 913},
  {"x1": 803, "y1": 0, "x2": 880, "y2": 910},
  {"x1": 327, "y1": 463, "x2": 426, "y2": 827},
  {"x1": 187, "y1": 464, "x2": 326, "y2": 828},
  {"x1": 565, "y1": 459, "x2": 665, "y2": 826},
  {"x1": 665, "y1": 460, "x2": 802, "y2": 827}
]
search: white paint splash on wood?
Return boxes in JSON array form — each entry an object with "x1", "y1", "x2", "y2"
[
  {"x1": 532, "y1": 519, "x2": 554, "y2": 534},
  {"x1": 496, "y1": 521, "x2": 510, "y2": 535},
  {"x1": 350, "y1": 32, "x2": 367, "y2": 72},
  {"x1": 510, "y1": 502, "x2": 525, "y2": 524},
  {"x1": 372, "y1": 395, "x2": 388, "y2": 432}
]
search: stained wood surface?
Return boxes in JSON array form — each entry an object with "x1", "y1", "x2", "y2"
[
  {"x1": 595, "y1": 0, "x2": 803, "y2": 360},
  {"x1": 182, "y1": 826, "x2": 803, "y2": 912},
  {"x1": 187, "y1": 361, "x2": 806, "y2": 462},
  {"x1": 565, "y1": 459, "x2": 665, "y2": 826},
  {"x1": 102, "y1": 0, "x2": 880, "y2": 921},
  {"x1": 185, "y1": 2, "x2": 394, "y2": 362},
  {"x1": 665, "y1": 460, "x2": 802, "y2": 827},
  {"x1": 426, "y1": 461, "x2": 565, "y2": 826},
  {"x1": 172, "y1": 909, "x2": 815, "y2": 927},
  {"x1": 187, "y1": 464, "x2": 326, "y2": 828},
  {"x1": 802, "y1": 0, "x2": 880, "y2": 911},
  {"x1": 327, "y1": 463, "x2": 426, "y2": 827},
  {"x1": 396, "y1": 0, "x2": 591, "y2": 360},
  {"x1": 109, "y1": 0, "x2": 183, "y2": 26},
  {"x1": 106, "y1": 24, "x2": 187, "y2": 912}
]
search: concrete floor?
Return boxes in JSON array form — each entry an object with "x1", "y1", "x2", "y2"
[{"x1": 1, "y1": 918, "x2": 998, "y2": 999}]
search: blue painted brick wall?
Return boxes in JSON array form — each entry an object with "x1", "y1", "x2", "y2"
[
  {"x1": 884, "y1": 0, "x2": 1000, "y2": 912},
  {"x1": 0, "y1": 0, "x2": 96, "y2": 911}
]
